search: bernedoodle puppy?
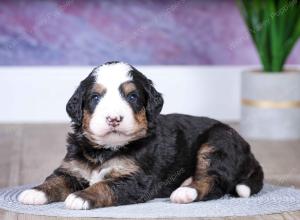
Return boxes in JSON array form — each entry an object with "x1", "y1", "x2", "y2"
[{"x1": 18, "y1": 61, "x2": 263, "y2": 209}]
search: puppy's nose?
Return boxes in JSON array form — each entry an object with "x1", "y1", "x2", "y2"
[{"x1": 106, "y1": 116, "x2": 123, "y2": 127}]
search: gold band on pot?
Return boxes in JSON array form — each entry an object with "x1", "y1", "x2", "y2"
[{"x1": 242, "y1": 99, "x2": 300, "y2": 109}]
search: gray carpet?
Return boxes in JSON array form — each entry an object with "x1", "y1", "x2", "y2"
[{"x1": 0, "y1": 184, "x2": 300, "y2": 218}]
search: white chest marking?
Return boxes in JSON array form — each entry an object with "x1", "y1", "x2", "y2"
[
  {"x1": 89, "y1": 167, "x2": 113, "y2": 185},
  {"x1": 61, "y1": 157, "x2": 139, "y2": 186}
]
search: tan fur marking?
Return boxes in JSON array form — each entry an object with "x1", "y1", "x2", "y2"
[
  {"x1": 191, "y1": 176, "x2": 214, "y2": 199},
  {"x1": 83, "y1": 110, "x2": 92, "y2": 132},
  {"x1": 78, "y1": 182, "x2": 116, "y2": 207},
  {"x1": 121, "y1": 82, "x2": 137, "y2": 96},
  {"x1": 101, "y1": 157, "x2": 140, "y2": 179},
  {"x1": 61, "y1": 157, "x2": 139, "y2": 184},
  {"x1": 93, "y1": 83, "x2": 106, "y2": 94},
  {"x1": 60, "y1": 160, "x2": 96, "y2": 181},
  {"x1": 189, "y1": 143, "x2": 215, "y2": 200},
  {"x1": 195, "y1": 144, "x2": 214, "y2": 177},
  {"x1": 134, "y1": 108, "x2": 148, "y2": 129}
]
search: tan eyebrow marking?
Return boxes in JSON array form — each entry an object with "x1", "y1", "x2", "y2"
[
  {"x1": 93, "y1": 83, "x2": 106, "y2": 95},
  {"x1": 121, "y1": 81, "x2": 137, "y2": 96}
]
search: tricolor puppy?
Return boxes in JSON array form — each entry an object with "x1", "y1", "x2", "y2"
[{"x1": 18, "y1": 61, "x2": 263, "y2": 209}]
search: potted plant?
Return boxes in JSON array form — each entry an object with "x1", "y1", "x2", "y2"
[{"x1": 236, "y1": 0, "x2": 300, "y2": 140}]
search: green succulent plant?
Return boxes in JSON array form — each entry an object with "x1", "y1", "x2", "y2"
[{"x1": 236, "y1": 0, "x2": 300, "y2": 72}]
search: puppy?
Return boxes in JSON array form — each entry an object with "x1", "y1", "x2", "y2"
[{"x1": 18, "y1": 61, "x2": 263, "y2": 209}]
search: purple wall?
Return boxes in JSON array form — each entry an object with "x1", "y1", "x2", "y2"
[{"x1": 0, "y1": 0, "x2": 299, "y2": 65}]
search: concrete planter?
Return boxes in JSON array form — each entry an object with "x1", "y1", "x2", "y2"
[{"x1": 241, "y1": 70, "x2": 300, "y2": 140}]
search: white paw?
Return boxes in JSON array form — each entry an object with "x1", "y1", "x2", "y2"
[
  {"x1": 170, "y1": 187, "x2": 198, "y2": 204},
  {"x1": 236, "y1": 184, "x2": 251, "y2": 198},
  {"x1": 18, "y1": 189, "x2": 48, "y2": 205},
  {"x1": 65, "y1": 193, "x2": 90, "y2": 210}
]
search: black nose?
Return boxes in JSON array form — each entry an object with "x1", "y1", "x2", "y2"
[{"x1": 106, "y1": 116, "x2": 123, "y2": 127}]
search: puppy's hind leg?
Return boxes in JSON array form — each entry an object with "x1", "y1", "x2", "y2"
[{"x1": 170, "y1": 143, "x2": 225, "y2": 203}]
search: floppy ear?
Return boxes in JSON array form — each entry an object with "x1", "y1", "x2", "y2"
[
  {"x1": 66, "y1": 85, "x2": 84, "y2": 126},
  {"x1": 66, "y1": 69, "x2": 97, "y2": 126},
  {"x1": 130, "y1": 67, "x2": 163, "y2": 122},
  {"x1": 143, "y1": 78, "x2": 164, "y2": 122}
]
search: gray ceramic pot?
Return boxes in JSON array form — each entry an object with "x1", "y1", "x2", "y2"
[{"x1": 241, "y1": 70, "x2": 300, "y2": 140}]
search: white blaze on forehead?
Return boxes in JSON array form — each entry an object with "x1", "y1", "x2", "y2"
[{"x1": 94, "y1": 62, "x2": 133, "y2": 87}]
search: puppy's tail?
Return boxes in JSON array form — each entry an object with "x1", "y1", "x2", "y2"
[{"x1": 235, "y1": 165, "x2": 264, "y2": 198}]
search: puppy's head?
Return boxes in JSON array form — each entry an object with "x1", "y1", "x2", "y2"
[{"x1": 66, "y1": 61, "x2": 163, "y2": 149}]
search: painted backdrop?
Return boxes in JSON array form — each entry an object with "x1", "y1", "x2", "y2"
[{"x1": 0, "y1": 0, "x2": 299, "y2": 65}]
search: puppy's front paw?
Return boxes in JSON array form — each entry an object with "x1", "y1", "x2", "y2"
[
  {"x1": 170, "y1": 187, "x2": 198, "y2": 204},
  {"x1": 18, "y1": 189, "x2": 48, "y2": 205},
  {"x1": 65, "y1": 193, "x2": 90, "y2": 210}
]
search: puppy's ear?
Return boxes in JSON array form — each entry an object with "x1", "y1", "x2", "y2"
[
  {"x1": 130, "y1": 67, "x2": 164, "y2": 123},
  {"x1": 66, "y1": 85, "x2": 84, "y2": 125},
  {"x1": 143, "y1": 79, "x2": 164, "y2": 122},
  {"x1": 66, "y1": 69, "x2": 97, "y2": 126}
]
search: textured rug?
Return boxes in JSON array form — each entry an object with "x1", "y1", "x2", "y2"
[{"x1": 0, "y1": 184, "x2": 300, "y2": 218}]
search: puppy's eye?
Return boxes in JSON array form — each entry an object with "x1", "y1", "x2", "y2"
[
  {"x1": 127, "y1": 93, "x2": 138, "y2": 103},
  {"x1": 91, "y1": 94, "x2": 101, "y2": 103}
]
